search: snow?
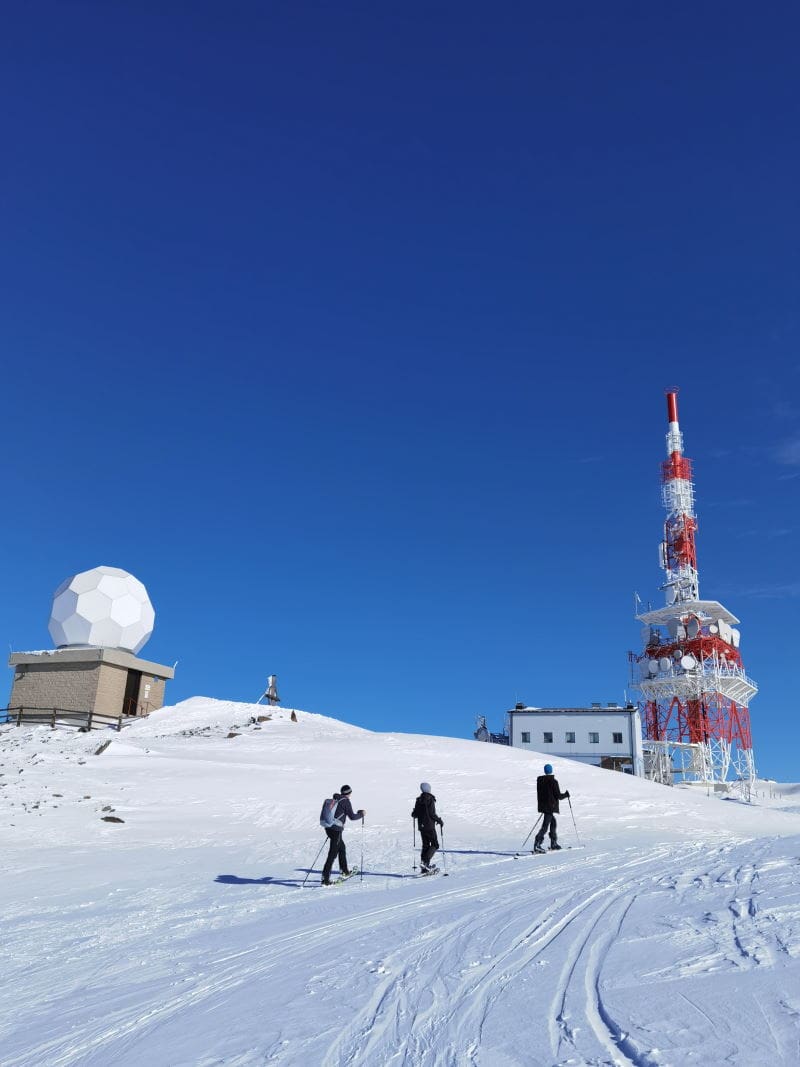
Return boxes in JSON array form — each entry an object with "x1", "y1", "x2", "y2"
[{"x1": 2, "y1": 697, "x2": 799, "y2": 1066}]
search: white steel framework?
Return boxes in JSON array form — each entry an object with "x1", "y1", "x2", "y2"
[{"x1": 630, "y1": 391, "x2": 757, "y2": 789}]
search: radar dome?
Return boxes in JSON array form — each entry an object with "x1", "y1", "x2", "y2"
[{"x1": 49, "y1": 566, "x2": 155, "y2": 654}]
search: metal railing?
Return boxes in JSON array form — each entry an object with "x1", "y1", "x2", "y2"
[{"x1": 1, "y1": 706, "x2": 127, "y2": 731}]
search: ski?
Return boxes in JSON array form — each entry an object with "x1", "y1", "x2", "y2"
[
  {"x1": 515, "y1": 845, "x2": 578, "y2": 857},
  {"x1": 418, "y1": 866, "x2": 440, "y2": 878},
  {"x1": 532, "y1": 846, "x2": 580, "y2": 854},
  {"x1": 320, "y1": 866, "x2": 360, "y2": 887},
  {"x1": 334, "y1": 866, "x2": 359, "y2": 885}
]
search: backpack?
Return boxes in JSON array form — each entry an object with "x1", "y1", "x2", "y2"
[{"x1": 319, "y1": 797, "x2": 343, "y2": 829}]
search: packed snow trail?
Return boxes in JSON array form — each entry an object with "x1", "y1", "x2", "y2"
[{"x1": 2, "y1": 698, "x2": 800, "y2": 1066}]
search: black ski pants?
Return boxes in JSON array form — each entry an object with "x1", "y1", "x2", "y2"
[
  {"x1": 420, "y1": 826, "x2": 439, "y2": 867},
  {"x1": 534, "y1": 812, "x2": 558, "y2": 847},
  {"x1": 322, "y1": 827, "x2": 349, "y2": 882}
]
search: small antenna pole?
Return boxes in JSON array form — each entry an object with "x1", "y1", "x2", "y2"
[{"x1": 257, "y1": 674, "x2": 281, "y2": 706}]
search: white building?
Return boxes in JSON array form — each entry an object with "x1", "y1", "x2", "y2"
[{"x1": 507, "y1": 703, "x2": 644, "y2": 775}]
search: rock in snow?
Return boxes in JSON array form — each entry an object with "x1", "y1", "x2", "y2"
[{"x1": 1, "y1": 696, "x2": 799, "y2": 1066}]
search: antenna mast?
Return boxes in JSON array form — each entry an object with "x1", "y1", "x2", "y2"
[
  {"x1": 630, "y1": 391, "x2": 757, "y2": 791},
  {"x1": 257, "y1": 674, "x2": 281, "y2": 706}
]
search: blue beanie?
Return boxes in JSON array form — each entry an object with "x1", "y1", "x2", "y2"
[
  {"x1": 544, "y1": 764, "x2": 553, "y2": 775},
  {"x1": 420, "y1": 782, "x2": 432, "y2": 793}
]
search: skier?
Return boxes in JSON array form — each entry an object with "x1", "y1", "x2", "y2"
[
  {"x1": 532, "y1": 763, "x2": 570, "y2": 854},
  {"x1": 321, "y1": 785, "x2": 365, "y2": 886},
  {"x1": 411, "y1": 781, "x2": 444, "y2": 873}
]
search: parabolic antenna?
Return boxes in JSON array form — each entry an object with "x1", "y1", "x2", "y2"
[
  {"x1": 673, "y1": 649, "x2": 683, "y2": 660},
  {"x1": 687, "y1": 618, "x2": 700, "y2": 639},
  {"x1": 681, "y1": 654, "x2": 697, "y2": 670},
  {"x1": 659, "y1": 657, "x2": 672, "y2": 672},
  {"x1": 648, "y1": 660, "x2": 659, "y2": 675},
  {"x1": 709, "y1": 624, "x2": 719, "y2": 634}
]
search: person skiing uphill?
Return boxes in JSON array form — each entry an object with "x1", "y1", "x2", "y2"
[
  {"x1": 533, "y1": 764, "x2": 569, "y2": 854},
  {"x1": 321, "y1": 785, "x2": 365, "y2": 886},
  {"x1": 412, "y1": 782, "x2": 443, "y2": 873}
]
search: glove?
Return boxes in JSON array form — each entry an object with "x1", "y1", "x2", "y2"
[
  {"x1": 564, "y1": 791, "x2": 570, "y2": 799},
  {"x1": 358, "y1": 809, "x2": 366, "y2": 817},
  {"x1": 437, "y1": 818, "x2": 444, "y2": 827}
]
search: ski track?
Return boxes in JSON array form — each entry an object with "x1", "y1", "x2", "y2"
[
  {"x1": 4, "y1": 836, "x2": 800, "y2": 1066},
  {"x1": 310, "y1": 843, "x2": 708, "y2": 1067},
  {"x1": 4, "y1": 843, "x2": 699, "y2": 1067}
]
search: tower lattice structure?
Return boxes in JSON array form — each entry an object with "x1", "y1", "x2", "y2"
[{"x1": 630, "y1": 391, "x2": 757, "y2": 785}]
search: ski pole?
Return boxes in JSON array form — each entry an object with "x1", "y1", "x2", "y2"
[
  {"x1": 301, "y1": 837, "x2": 328, "y2": 888},
  {"x1": 518, "y1": 814, "x2": 542, "y2": 854},
  {"x1": 567, "y1": 796, "x2": 581, "y2": 847},
  {"x1": 440, "y1": 823, "x2": 448, "y2": 877},
  {"x1": 360, "y1": 815, "x2": 365, "y2": 884},
  {"x1": 412, "y1": 817, "x2": 417, "y2": 871}
]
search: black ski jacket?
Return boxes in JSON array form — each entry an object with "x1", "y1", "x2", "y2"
[
  {"x1": 536, "y1": 775, "x2": 568, "y2": 814},
  {"x1": 411, "y1": 792, "x2": 442, "y2": 831},
  {"x1": 334, "y1": 796, "x2": 363, "y2": 830}
]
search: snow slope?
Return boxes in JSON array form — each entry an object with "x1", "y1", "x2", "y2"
[{"x1": 1, "y1": 697, "x2": 799, "y2": 1066}]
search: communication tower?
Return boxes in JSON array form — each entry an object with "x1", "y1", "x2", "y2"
[{"x1": 630, "y1": 391, "x2": 757, "y2": 787}]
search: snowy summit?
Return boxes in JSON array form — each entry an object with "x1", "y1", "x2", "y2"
[{"x1": 2, "y1": 697, "x2": 799, "y2": 1066}]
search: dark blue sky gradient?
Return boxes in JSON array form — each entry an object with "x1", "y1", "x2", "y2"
[{"x1": 2, "y1": 3, "x2": 798, "y2": 777}]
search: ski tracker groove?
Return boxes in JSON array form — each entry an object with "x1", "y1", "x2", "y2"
[
  {"x1": 4, "y1": 843, "x2": 701, "y2": 1067},
  {"x1": 317, "y1": 843, "x2": 711, "y2": 1067},
  {"x1": 5, "y1": 837, "x2": 800, "y2": 1066}
]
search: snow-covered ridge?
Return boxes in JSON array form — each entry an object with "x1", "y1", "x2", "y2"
[
  {"x1": 125, "y1": 695, "x2": 368, "y2": 740},
  {"x1": 2, "y1": 696, "x2": 800, "y2": 1065}
]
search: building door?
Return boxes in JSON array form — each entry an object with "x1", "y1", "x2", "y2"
[{"x1": 123, "y1": 669, "x2": 143, "y2": 716}]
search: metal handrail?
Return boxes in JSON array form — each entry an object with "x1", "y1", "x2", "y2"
[{"x1": 2, "y1": 706, "x2": 125, "y2": 731}]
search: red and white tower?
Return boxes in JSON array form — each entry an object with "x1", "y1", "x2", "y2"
[{"x1": 630, "y1": 391, "x2": 757, "y2": 786}]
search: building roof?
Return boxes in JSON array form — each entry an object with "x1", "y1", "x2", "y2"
[
  {"x1": 508, "y1": 705, "x2": 636, "y2": 715},
  {"x1": 9, "y1": 647, "x2": 175, "y2": 679}
]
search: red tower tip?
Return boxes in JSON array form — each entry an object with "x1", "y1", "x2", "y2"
[{"x1": 665, "y1": 389, "x2": 679, "y2": 424}]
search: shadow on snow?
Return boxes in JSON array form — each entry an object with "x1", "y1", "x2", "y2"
[{"x1": 215, "y1": 868, "x2": 414, "y2": 888}]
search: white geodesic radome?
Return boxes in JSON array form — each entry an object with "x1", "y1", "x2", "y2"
[{"x1": 48, "y1": 566, "x2": 155, "y2": 655}]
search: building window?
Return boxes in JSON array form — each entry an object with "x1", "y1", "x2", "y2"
[
  {"x1": 521, "y1": 731, "x2": 530, "y2": 743},
  {"x1": 612, "y1": 732, "x2": 623, "y2": 744},
  {"x1": 543, "y1": 732, "x2": 553, "y2": 743},
  {"x1": 589, "y1": 732, "x2": 599, "y2": 743},
  {"x1": 566, "y1": 731, "x2": 575, "y2": 743}
]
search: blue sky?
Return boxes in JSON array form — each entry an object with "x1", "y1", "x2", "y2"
[{"x1": 2, "y1": 3, "x2": 798, "y2": 778}]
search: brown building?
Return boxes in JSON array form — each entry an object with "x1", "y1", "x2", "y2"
[{"x1": 7, "y1": 647, "x2": 174, "y2": 719}]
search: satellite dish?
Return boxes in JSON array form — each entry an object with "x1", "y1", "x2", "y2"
[
  {"x1": 640, "y1": 661, "x2": 651, "y2": 678},
  {"x1": 659, "y1": 657, "x2": 672, "y2": 672},
  {"x1": 730, "y1": 628, "x2": 741, "y2": 648},
  {"x1": 648, "y1": 660, "x2": 659, "y2": 675},
  {"x1": 709, "y1": 624, "x2": 718, "y2": 634},
  {"x1": 681, "y1": 654, "x2": 697, "y2": 670},
  {"x1": 673, "y1": 649, "x2": 683, "y2": 660},
  {"x1": 687, "y1": 618, "x2": 700, "y2": 638}
]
